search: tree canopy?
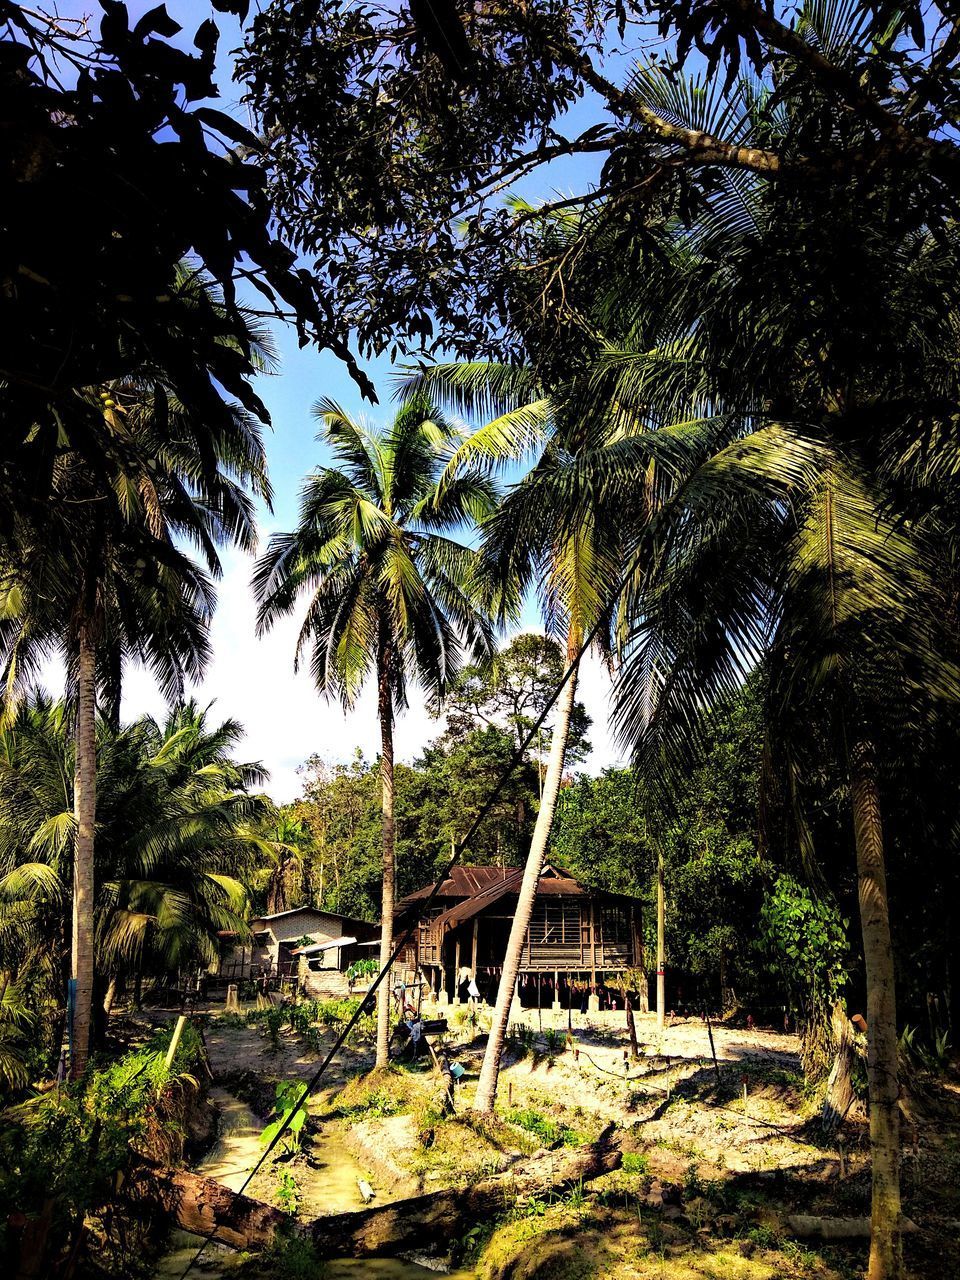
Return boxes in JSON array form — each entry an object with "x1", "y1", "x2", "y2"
[{"x1": 239, "y1": 0, "x2": 960, "y2": 362}]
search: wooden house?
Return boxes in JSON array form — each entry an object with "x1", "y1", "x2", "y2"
[{"x1": 395, "y1": 864, "x2": 644, "y2": 1008}]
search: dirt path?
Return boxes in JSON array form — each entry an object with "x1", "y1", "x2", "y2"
[{"x1": 201, "y1": 1016, "x2": 369, "y2": 1091}]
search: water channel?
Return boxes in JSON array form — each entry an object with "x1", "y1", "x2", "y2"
[{"x1": 153, "y1": 1088, "x2": 476, "y2": 1280}]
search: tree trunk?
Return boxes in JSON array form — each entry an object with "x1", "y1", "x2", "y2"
[
  {"x1": 121, "y1": 1162, "x2": 286, "y2": 1249},
  {"x1": 821, "y1": 1000, "x2": 858, "y2": 1132},
  {"x1": 102, "y1": 974, "x2": 119, "y2": 1019},
  {"x1": 849, "y1": 733, "x2": 902, "y2": 1280},
  {"x1": 623, "y1": 983, "x2": 639, "y2": 1059},
  {"x1": 122, "y1": 1126, "x2": 622, "y2": 1258},
  {"x1": 474, "y1": 630, "x2": 579, "y2": 1113},
  {"x1": 376, "y1": 643, "x2": 396, "y2": 1070},
  {"x1": 309, "y1": 1122, "x2": 620, "y2": 1258},
  {"x1": 70, "y1": 624, "x2": 97, "y2": 1078},
  {"x1": 656, "y1": 848, "x2": 666, "y2": 1032}
]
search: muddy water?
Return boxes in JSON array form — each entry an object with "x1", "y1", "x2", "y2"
[
  {"x1": 325, "y1": 1263, "x2": 476, "y2": 1279},
  {"x1": 153, "y1": 1089, "x2": 475, "y2": 1280}
]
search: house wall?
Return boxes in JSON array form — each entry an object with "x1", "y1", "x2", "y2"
[
  {"x1": 223, "y1": 909, "x2": 376, "y2": 978},
  {"x1": 301, "y1": 968, "x2": 352, "y2": 999},
  {"x1": 418, "y1": 895, "x2": 643, "y2": 976}
]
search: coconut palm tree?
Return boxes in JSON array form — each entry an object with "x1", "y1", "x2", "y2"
[
  {"x1": 246, "y1": 808, "x2": 314, "y2": 916},
  {"x1": 399, "y1": 366, "x2": 634, "y2": 1109},
  {"x1": 252, "y1": 396, "x2": 498, "y2": 1066},
  {"x1": 0, "y1": 695, "x2": 267, "y2": 1063},
  {"x1": 0, "y1": 371, "x2": 270, "y2": 1076},
  {"x1": 560, "y1": 31, "x2": 960, "y2": 1278}
]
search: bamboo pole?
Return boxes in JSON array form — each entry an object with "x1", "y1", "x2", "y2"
[{"x1": 165, "y1": 1015, "x2": 188, "y2": 1070}]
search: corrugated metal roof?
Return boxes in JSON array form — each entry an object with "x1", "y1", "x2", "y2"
[
  {"x1": 432, "y1": 869, "x2": 524, "y2": 930},
  {"x1": 251, "y1": 906, "x2": 374, "y2": 929},
  {"x1": 424, "y1": 865, "x2": 593, "y2": 932},
  {"x1": 396, "y1": 864, "x2": 516, "y2": 910}
]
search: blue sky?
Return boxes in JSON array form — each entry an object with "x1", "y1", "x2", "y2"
[{"x1": 42, "y1": 2, "x2": 631, "y2": 798}]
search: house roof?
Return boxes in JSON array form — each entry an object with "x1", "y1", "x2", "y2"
[
  {"x1": 432, "y1": 869, "x2": 523, "y2": 930},
  {"x1": 251, "y1": 906, "x2": 373, "y2": 930},
  {"x1": 396, "y1": 865, "x2": 516, "y2": 911},
  {"x1": 292, "y1": 936, "x2": 357, "y2": 956},
  {"x1": 403, "y1": 863, "x2": 615, "y2": 933}
]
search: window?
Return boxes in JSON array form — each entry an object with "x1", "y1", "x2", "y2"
[
  {"x1": 528, "y1": 900, "x2": 582, "y2": 961},
  {"x1": 601, "y1": 905, "x2": 630, "y2": 961}
]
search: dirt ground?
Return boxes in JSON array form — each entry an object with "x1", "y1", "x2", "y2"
[{"x1": 141, "y1": 999, "x2": 960, "y2": 1280}]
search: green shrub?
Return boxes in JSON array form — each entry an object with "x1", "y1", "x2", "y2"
[
  {"x1": 505, "y1": 1023, "x2": 538, "y2": 1060},
  {"x1": 347, "y1": 957, "x2": 379, "y2": 983},
  {"x1": 275, "y1": 1166, "x2": 301, "y2": 1214},
  {"x1": 683, "y1": 1161, "x2": 705, "y2": 1199},
  {"x1": 747, "y1": 1224, "x2": 780, "y2": 1249},
  {"x1": 0, "y1": 1032, "x2": 204, "y2": 1258},
  {"x1": 342, "y1": 1086, "x2": 401, "y2": 1119},
  {"x1": 543, "y1": 1027, "x2": 566, "y2": 1053},
  {"x1": 261, "y1": 1081, "x2": 309, "y2": 1154},
  {"x1": 621, "y1": 1151, "x2": 650, "y2": 1175},
  {"x1": 503, "y1": 1107, "x2": 584, "y2": 1148},
  {"x1": 260, "y1": 1230, "x2": 326, "y2": 1280},
  {"x1": 265, "y1": 1004, "x2": 286, "y2": 1051}
]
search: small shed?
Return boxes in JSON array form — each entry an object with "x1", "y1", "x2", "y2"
[{"x1": 220, "y1": 906, "x2": 378, "y2": 981}]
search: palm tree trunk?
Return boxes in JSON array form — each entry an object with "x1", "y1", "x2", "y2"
[
  {"x1": 474, "y1": 631, "x2": 580, "y2": 1114},
  {"x1": 70, "y1": 623, "x2": 97, "y2": 1078},
  {"x1": 849, "y1": 733, "x2": 902, "y2": 1280},
  {"x1": 656, "y1": 848, "x2": 666, "y2": 1032},
  {"x1": 375, "y1": 646, "x2": 395, "y2": 1070},
  {"x1": 103, "y1": 974, "x2": 119, "y2": 1018}
]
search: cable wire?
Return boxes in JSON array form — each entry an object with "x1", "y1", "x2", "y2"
[{"x1": 176, "y1": 553, "x2": 643, "y2": 1279}]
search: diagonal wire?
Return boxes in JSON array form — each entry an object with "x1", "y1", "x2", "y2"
[{"x1": 176, "y1": 548, "x2": 645, "y2": 1279}]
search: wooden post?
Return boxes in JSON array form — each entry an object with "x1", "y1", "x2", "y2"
[
  {"x1": 437, "y1": 935, "x2": 449, "y2": 1008},
  {"x1": 471, "y1": 919, "x2": 479, "y2": 979},
  {"x1": 165, "y1": 1015, "x2": 187, "y2": 1069},
  {"x1": 589, "y1": 901, "x2": 597, "y2": 989},
  {"x1": 453, "y1": 935, "x2": 461, "y2": 1006},
  {"x1": 623, "y1": 982, "x2": 639, "y2": 1059}
]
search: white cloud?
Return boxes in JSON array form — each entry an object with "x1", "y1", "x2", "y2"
[{"x1": 37, "y1": 548, "x2": 626, "y2": 802}]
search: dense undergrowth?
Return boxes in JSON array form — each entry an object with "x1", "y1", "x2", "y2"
[{"x1": 0, "y1": 1023, "x2": 208, "y2": 1277}]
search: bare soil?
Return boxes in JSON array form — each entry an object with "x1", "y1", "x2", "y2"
[{"x1": 143, "y1": 1000, "x2": 960, "y2": 1280}]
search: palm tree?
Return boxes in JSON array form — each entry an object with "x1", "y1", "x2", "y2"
[
  {"x1": 97, "y1": 700, "x2": 267, "y2": 985},
  {"x1": 0, "y1": 373, "x2": 270, "y2": 1076},
  {"x1": 559, "y1": 31, "x2": 960, "y2": 1277},
  {"x1": 399, "y1": 367, "x2": 632, "y2": 1109},
  {"x1": 253, "y1": 396, "x2": 497, "y2": 1066},
  {"x1": 0, "y1": 696, "x2": 267, "y2": 1060},
  {"x1": 247, "y1": 808, "x2": 314, "y2": 916}
]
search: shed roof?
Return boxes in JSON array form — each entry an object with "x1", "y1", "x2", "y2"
[{"x1": 251, "y1": 905, "x2": 373, "y2": 930}]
